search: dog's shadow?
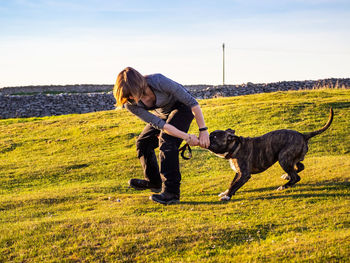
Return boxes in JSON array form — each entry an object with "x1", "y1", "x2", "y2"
[{"x1": 181, "y1": 181, "x2": 349, "y2": 205}]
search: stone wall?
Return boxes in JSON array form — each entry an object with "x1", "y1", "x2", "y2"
[
  {"x1": 0, "y1": 93, "x2": 116, "y2": 119},
  {"x1": 1, "y1": 78, "x2": 349, "y2": 119},
  {"x1": 0, "y1": 84, "x2": 112, "y2": 95}
]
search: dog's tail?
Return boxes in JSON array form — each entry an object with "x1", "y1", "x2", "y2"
[{"x1": 303, "y1": 107, "x2": 334, "y2": 141}]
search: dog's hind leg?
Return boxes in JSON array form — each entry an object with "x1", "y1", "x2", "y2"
[
  {"x1": 295, "y1": 162, "x2": 304, "y2": 173},
  {"x1": 281, "y1": 162, "x2": 304, "y2": 180},
  {"x1": 281, "y1": 173, "x2": 291, "y2": 180},
  {"x1": 277, "y1": 152, "x2": 301, "y2": 191},
  {"x1": 277, "y1": 170, "x2": 300, "y2": 191}
]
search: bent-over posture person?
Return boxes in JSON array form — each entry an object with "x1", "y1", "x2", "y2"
[{"x1": 113, "y1": 67, "x2": 209, "y2": 204}]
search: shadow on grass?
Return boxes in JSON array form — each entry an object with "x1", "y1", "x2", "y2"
[
  {"x1": 251, "y1": 192, "x2": 350, "y2": 202},
  {"x1": 242, "y1": 181, "x2": 349, "y2": 193},
  {"x1": 180, "y1": 200, "x2": 229, "y2": 205},
  {"x1": 181, "y1": 181, "x2": 349, "y2": 205}
]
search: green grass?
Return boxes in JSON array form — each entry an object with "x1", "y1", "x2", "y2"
[{"x1": 0, "y1": 89, "x2": 349, "y2": 262}]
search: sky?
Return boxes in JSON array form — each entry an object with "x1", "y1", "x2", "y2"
[{"x1": 0, "y1": 0, "x2": 349, "y2": 87}]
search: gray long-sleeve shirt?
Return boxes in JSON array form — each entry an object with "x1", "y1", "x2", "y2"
[{"x1": 125, "y1": 73, "x2": 198, "y2": 130}]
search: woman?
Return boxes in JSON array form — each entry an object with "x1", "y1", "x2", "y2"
[{"x1": 113, "y1": 67, "x2": 209, "y2": 204}]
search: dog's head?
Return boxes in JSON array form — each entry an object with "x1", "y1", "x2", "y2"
[{"x1": 208, "y1": 128, "x2": 240, "y2": 154}]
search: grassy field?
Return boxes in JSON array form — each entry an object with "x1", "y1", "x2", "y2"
[{"x1": 0, "y1": 89, "x2": 349, "y2": 262}]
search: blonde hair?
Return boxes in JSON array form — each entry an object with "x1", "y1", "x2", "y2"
[{"x1": 113, "y1": 67, "x2": 147, "y2": 107}]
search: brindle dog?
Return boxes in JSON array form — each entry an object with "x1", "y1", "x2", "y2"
[{"x1": 208, "y1": 108, "x2": 333, "y2": 201}]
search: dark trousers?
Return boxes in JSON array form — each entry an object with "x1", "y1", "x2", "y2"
[{"x1": 136, "y1": 103, "x2": 194, "y2": 194}]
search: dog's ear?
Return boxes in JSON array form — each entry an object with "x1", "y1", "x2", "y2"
[
  {"x1": 226, "y1": 129, "x2": 241, "y2": 143},
  {"x1": 225, "y1": 128, "x2": 236, "y2": 135},
  {"x1": 227, "y1": 134, "x2": 238, "y2": 142},
  {"x1": 226, "y1": 129, "x2": 236, "y2": 142}
]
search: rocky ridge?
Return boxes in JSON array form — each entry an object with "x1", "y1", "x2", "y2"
[{"x1": 1, "y1": 78, "x2": 349, "y2": 119}]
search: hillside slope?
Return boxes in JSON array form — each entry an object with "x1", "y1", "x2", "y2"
[{"x1": 0, "y1": 89, "x2": 349, "y2": 262}]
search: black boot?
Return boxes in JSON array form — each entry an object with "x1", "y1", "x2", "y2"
[
  {"x1": 150, "y1": 192, "x2": 180, "y2": 205},
  {"x1": 128, "y1": 179, "x2": 162, "y2": 193}
]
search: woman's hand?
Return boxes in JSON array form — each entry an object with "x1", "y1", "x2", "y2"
[
  {"x1": 186, "y1": 134, "x2": 199, "y2": 146},
  {"x1": 199, "y1": 130, "x2": 210, "y2": 148}
]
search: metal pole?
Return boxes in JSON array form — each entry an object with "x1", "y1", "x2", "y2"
[{"x1": 222, "y1": 43, "x2": 225, "y2": 85}]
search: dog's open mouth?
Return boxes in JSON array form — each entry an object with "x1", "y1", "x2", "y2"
[
  {"x1": 207, "y1": 140, "x2": 222, "y2": 154},
  {"x1": 208, "y1": 137, "x2": 216, "y2": 152}
]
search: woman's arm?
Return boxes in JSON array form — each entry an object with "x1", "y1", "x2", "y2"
[
  {"x1": 163, "y1": 123, "x2": 199, "y2": 146},
  {"x1": 191, "y1": 105, "x2": 206, "y2": 129},
  {"x1": 163, "y1": 105, "x2": 209, "y2": 148},
  {"x1": 191, "y1": 105, "x2": 210, "y2": 148},
  {"x1": 125, "y1": 103, "x2": 166, "y2": 130}
]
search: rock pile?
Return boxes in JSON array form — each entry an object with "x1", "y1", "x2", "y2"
[
  {"x1": 0, "y1": 93, "x2": 115, "y2": 119},
  {"x1": 0, "y1": 78, "x2": 349, "y2": 119},
  {"x1": 186, "y1": 78, "x2": 350, "y2": 99}
]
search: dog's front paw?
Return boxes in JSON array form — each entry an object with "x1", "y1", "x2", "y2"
[
  {"x1": 218, "y1": 190, "x2": 229, "y2": 197},
  {"x1": 219, "y1": 195, "x2": 231, "y2": 201}
]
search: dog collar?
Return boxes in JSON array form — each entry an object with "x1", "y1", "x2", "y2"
[{"x1": 225, "y1": 140, "x2": 240, "y2": 159}]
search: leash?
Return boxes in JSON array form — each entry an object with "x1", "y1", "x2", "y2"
[{"x1": 179, "y1": 143, "x2": 192, "y2": 160}]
